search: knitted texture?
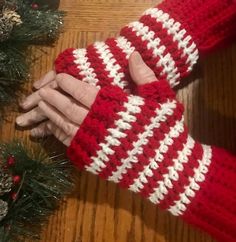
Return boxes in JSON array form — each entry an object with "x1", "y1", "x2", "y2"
[
  {"x1": 67, "y1": 81, "x2": 236, "y2": 242},
  {"x1": 55, "y1": 0, "x2": 236, "y2": 90}
]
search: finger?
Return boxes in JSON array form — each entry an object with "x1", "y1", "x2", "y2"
[
  {"x1": 39, "y1": 88, "x2": 89, "y2": 124},
  {"x1": 30, "y1": 121, "x2": 52, "y2": 137},
  {"x1": 20, "y1": 80, "x2": 57, "y2": 110},
  {"x1": 33, "y1": 70, "x2": 56, "y2": 89},
  {"x1": 56, "y1": 73, "x2": 99, "y2": 108},
  {"x1": 46, "y1": 121, "x2": 73, "y2": 147},
  {"x1": 16, "y1": 107, "x2": 47, "y2": 127},
  {"x1": 38, "y1": 100, "x2": 79, "y2": 137},
  {"x1": 129, "y1": 51, "x2": 157, "y2": 85}
]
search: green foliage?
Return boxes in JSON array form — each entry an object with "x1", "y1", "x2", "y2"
[
  {"x1": 0, "y1": 43, "x2": 27, "y2": 107},
  {"x1": 10, "y1": 0, "x2": 64, "y2": 44},
  {"x1": 0, "y1": 142, "x2": 73, "y2": 242},
  {"x1": 0, "y1": 2, "x2": 71, "y2": 241},
  {"x1": 0, "y1": 2, "x2": 69, "y2": 239},
  {"x1": 0, "y1": 0, "x2": 64, "y2": 111}
]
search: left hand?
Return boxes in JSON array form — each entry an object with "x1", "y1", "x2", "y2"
[{"x1": 16, "y1": 51, "x2": 156, "y2": 146}]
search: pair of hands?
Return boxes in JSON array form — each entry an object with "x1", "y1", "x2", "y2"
[{"x1": 16, "y1": 52, "x2": 157, "y2": 146}]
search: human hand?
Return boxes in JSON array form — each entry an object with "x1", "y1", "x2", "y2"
[
  {"x1": 20, "y1": 70, "x2": 57, "y2": 110},
  {"x1": 16, "y1": 48, "x2": 236, "y2": 242},
  {"x1": 16, "y1": 51, "x2": 156, "y2": 145}
]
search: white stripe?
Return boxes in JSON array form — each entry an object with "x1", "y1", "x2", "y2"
[
  {"x1": 115, "y1": 36, "x2": 136, "y2": 59},
  {"x1": 93, "y1": 42, "x2": 128, "y2": 89},
  {"x1": 85, "y1": 95, "x2": 145, "y2": 175},
  {"x1": 129, "y1": 116, "x2": 185, "y2": 194},
  {"x1": 168, "y1": 145, "x2": 212, "y2": 216},
  {"x1": 143, "y1": 8, "x2": 199, "y2": 82},
  {"x1": 128, "y1": 21, "x2": 180, "y2": 86},
  {"x1": 108, "y1": 100, "x2": 177, "y2": 184},
  {"x1": 73, "y1": 48, "x2": 100, "y2": 86},
  {"x1": 145, "y1": 135, "x2": 195, "y2": 203}
]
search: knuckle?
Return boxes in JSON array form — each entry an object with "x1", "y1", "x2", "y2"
[
  {"x1": 73, "y1": 84, "x2": 89, "y2": 102},
  {"x1": 60, "y1": 135, "x2": 68, "y2": 146},
  {"x1": 58, "y1": 130, "x2": 65, "y2": 140},
  {"x1": 48, "y1": 80, "x2": 57, "y2": 89},
  {"x1": 65, "y1": 101, "x2": 78, "y2": 117},
  {"x1": 56, "y1": 73, "x2": 68, "y2": 85},
  {"x1": 57, "y1": 118, "x2": 65, "y2": 130},
  {"x1": 63, "y1": 122, "x2": 74, "y2": 136},
  {"x1": 38, "y1": 100, "x2": 45, "y2": 110}
]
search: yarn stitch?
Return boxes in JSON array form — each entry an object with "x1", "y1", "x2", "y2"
[
  {"x1": 55, "y1": 0, "x2": 236, "y2": 90},
  {"x1": 54, "y1": 0, "x2": 236, "y2": 241},
  {"x1": 67, "y1": 80, "x2": 236, "y2": 242}
]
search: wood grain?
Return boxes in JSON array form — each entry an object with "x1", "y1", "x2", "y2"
[{"x1": 1, "y1": 0, "x2": 236, "y2": 241}]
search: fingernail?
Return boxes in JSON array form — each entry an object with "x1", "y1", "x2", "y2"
[
  {"x1": 33, "y1": 82, "x2": 40, "y2": 89},
  {"x1": 16, "y1": 117, "x2": 23, "y2": 125},
  {"x1": 19, "y1": 98, "x2": 29, "y2": 108},
  {"x1": 34, "y1": 77, "x2": 45, "y2": 89}
]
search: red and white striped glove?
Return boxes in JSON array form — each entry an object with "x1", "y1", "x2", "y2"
[
  {"x1": 55, "y1": 0, "x2": 236, "y2": 90},
  {"x1": 67, "y1": 80, "x2": 236, "y2": 242}
]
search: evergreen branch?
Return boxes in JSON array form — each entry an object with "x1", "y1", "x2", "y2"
[
  {"x1": 0, "y1": 0, "x2": 64, "y2": 117},
  {"x1": 11, "y1": 0, "x2": 65, "y2": 44},
  {"x1": 0, "y1": 141, "x2": 74, "y2": 242}
]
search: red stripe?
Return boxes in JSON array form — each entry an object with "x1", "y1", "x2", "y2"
[
  {"x1": 105, "y1": 38, "x2": 133, "y2": 89},
  {"x1": 139, "y1": 127, "x2": 188, "y2": 199},
  {"x1": 158, "y1": 141, "x2": 204, "y2": 210},
  {"x1": 120, "y1": 25, "x2": 168, "y2": 82},
  {"x1": 139, "y1": 14, "x2": 190, "y2": 79},
  {"x1": 86, "y1": 44, "x2": 114, "y2": 88},
  {"x1": 98, "y1": 98, "x2": 158, "y2": 180},
  {"x1": 153, "y1": 4, "x2": 197, "y2": 62},
  {"x1": 55, "y1": 48, "x2": 85, "y2": 80},
  {"x1": 115, "y1": 102, "x2": 184, "y2": 189}
]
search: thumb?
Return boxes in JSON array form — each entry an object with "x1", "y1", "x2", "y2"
[
  {"x1": 129, "y1": 51, "x2": 157, "y2": 85},
  {"x1": 129, "y1": 51, "x2": 175, "y2": 102}
]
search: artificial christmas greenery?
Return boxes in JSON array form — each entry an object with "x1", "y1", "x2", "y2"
[
  {"x1": 0, "y1": 0, "x2": 64, "y2": 110},
  {"x1": 0, "y1": 142, "x2": 73, "y2": 242},
  {"x1": 0, "y1": 1, "x2": 74, "y2": 241}
]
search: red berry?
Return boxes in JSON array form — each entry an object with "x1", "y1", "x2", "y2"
[
  {"x1": 31, "y1": 3, "x2": 39, "y2": 9},
  {"x1": 7, "y1": 156, "x2": 15, "y2": 166},
  {"x1": 11, "y1": 192, "x2": 18, "y2": 201},
  {"x1": 13, "y1": 175, "x2": 21, "y2": 184}
]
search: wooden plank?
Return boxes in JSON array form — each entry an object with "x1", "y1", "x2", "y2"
[{"x1": 1, "y1": 0, "x2": 235, "y2": 241}]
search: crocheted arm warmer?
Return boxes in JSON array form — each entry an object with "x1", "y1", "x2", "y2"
[
  {"x1": 55, "y1": 0, "x2": 236, "y2": 90},
  {"x1": 67, "y1": 81, "x2": 236, "y2": 242}
]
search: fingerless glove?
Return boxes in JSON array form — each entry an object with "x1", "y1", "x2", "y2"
[
  {"x1": 67, "y1": 80, "x2": 236, "y2": 242},
  {"x1": 55, "y1": 0, "x2": 236, "y2": 90}
]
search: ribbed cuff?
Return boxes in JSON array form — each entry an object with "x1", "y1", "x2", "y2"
[
  {"x1": 67, "y1": 85, "x2": 129, "y2": 169},
  {"x1": 135, "y1": 80, "x2": 176, "y2": 102},
  {"x1": 158, "y1": 0, "x2": 236, "y2": 54},
  {"x1": 182, "y1": 146, "x2": 236, "y2": 242}
]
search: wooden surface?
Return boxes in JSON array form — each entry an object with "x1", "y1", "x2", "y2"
[{"x1": 1, "y1": 0, "x2": 236, "y2": 241}]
